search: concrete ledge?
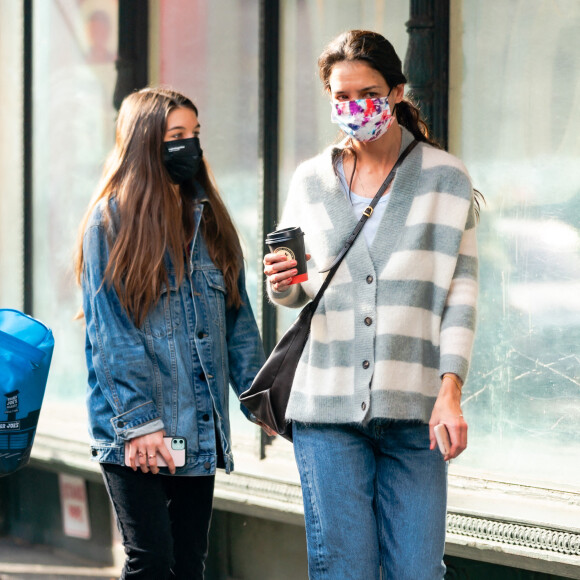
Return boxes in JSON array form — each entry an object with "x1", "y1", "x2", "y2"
[
  {"x1": 214, "y1": 470, "x2": 304, "y2": 527},
  {"x1": 29, "y1": 424, "x2": 580, "y2": 578},
  {"x1": 30, "y1": 432, "x2": 102, "y2": 483},
  {"x1": 446, "y1": 469, "x2": 580, "y2": 578},
  {"x1": 445, "y1": 533, "x2": 580, "y2": 579}
]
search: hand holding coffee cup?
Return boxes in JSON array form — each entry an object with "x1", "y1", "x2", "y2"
[
  {"x1": 264, "y1": 253, "x2": 311, "y2": 292},
  {"x1": 264, "y1": 227, "x2": 310, "y2": 292}
]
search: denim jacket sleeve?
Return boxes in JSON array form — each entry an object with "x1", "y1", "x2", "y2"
[
  {"x1": 225, "y1": 266, "x2": 266, "y2": 419},
  {"x1": 82, "y1": 223, "x2": 164, "y2": 441}
]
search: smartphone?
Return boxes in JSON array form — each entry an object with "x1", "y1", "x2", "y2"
[
  {"x1": 434, "y1": 424, "x2": 450, "y2": 456},
  {"x1": 124, "y1": 436, "x2": 187, "y2": 468}
]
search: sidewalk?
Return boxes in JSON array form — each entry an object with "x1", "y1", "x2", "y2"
[{"x1": 0, "y1": 537, "x2": 120, "y2": 580}]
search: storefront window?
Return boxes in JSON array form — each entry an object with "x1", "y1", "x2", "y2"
[
  {"x1": 453, "y1": 0, "x2": 580, "y2": 489},
  {"x1": 155, "y1": 0, "x2": 260, "y2": 435},
  {"x1": 32, "y1": 0, "x2": 118, "y2": 411},
  {"x1": 0, "y1": 2, "x2": 24, "y2": 308}
]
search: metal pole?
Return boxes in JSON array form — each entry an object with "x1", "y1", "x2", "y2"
[
  {"x1": 23, "y1": 0, "x2": 33, "y2": 315},
  {"x1": 258, "y1": 0, "x2": 280, "y2": 456},
  {"x1": 405, "y1": 0, "x2": 450, "y2": 149}
]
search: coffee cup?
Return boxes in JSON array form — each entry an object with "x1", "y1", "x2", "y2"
[{"x1": 265, "y1": 226, "x2": 308, "y2": 285}]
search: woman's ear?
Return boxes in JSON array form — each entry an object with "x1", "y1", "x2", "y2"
[{"x1": 392, "y1": 83, "x2": 405, "y2": 104}]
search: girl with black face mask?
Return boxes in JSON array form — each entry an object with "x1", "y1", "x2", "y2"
[
  {"x1": 75, "y1": 87, "x2": 265, "y2": 579},
  {"x1": 163, "y1": 134, "x2": 203, "y2": 185}
]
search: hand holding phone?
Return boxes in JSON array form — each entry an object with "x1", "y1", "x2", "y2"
[
  {"x1": 124, "y1": 436, "x2": 187, "y2": 468},
  {"x1": 434, "y1": 424, "x2": 451, "y2": 457}
]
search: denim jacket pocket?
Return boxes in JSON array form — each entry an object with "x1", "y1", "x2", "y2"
[
  {"x1": 201, "y1": 269, "x2": 227, "y2": 323},
  {"x1": 141, "y1": 282, "x2": 182, "y2": 340},
  {"x1": 202, "y1": 269, "x2": 226, "y2": 293}
]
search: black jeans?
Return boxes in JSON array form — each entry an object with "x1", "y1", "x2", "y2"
[{"x1": 101, "y1": 463, "x2": 215, "y2": 580}]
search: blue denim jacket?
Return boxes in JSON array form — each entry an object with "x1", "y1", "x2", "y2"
[{"x1": 81, "y1": 194, "x2": 265, "y2": 475}]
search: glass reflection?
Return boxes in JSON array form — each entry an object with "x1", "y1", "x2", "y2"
[
  {"x1": 456, "y1": 0, "x2": 580, "y2": 488},
  {"x1": 32, "y1": 0, "x2": 119, "y2": 404},
  {"x1": 158, "y1": 0, "x2": 260, "y2": 435}
]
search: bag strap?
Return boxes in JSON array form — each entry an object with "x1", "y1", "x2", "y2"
[{"x1": 311, "y1": 139, "x2": 418, "y2": 312}]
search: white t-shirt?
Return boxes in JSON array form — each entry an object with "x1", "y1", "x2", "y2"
[{"x1": 336, "y1": 158, "x2": 391, "y2": 247}]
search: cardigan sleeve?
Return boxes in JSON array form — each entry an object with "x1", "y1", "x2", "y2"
[
  {"x1": 439, "y1": 194, "x2": 479, "y2": 383},
  {"x1": 266, "y1": 164, "x2": 311, "y2": 309}
]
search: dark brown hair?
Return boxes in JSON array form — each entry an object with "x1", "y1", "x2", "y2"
[
  {"x1": 319, "y1": 30, "x2": 483, "y2": 216},
  {"x1": 75, "y1": 87, "x2": 243, "y2": 326}
]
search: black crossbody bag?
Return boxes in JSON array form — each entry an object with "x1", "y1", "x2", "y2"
[{"x1": 240, "y1": 140, "x2": 418, "y2": 441}]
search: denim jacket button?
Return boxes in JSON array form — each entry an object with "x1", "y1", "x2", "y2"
[
  {"x1": 197, "y1": 331, "x2": 205, "y2": 339},
  {"x1": 117, "y1": 420, "x2": 125, "y2": 428},
  {"x1": 204, "y1": 461, "x2": 211, "y2": 470},
  {"x1": 91, "y1": 449, "x2": 98, "y2": 457},
  {"x1": 202, "y1": 414, "x2": 210, "y2": 421},
  {"x1": 199, "y1": 372, "x2": 206, "y2": 381}
]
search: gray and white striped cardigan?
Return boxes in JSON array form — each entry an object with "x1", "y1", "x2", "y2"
[{"x1": 270, "y1": 127, "x2": 479, "y2": 425}]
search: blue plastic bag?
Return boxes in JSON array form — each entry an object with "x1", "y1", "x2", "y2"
[{"x1": 0, "y1": 309, "x2": 54, "y2": 476}]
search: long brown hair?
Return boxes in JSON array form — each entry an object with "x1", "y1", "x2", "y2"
[
  {"x1": 75, "y1": 87, "x2": 242, "y2": 326},
  {"x1": 318, "y1": 29, "x2": 483, "y2": 216}
]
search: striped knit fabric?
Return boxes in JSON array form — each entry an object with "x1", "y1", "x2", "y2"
[{"x1": 270, "y1": 127, "x2": 479, "y2": 425}]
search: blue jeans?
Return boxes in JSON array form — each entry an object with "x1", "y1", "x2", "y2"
[
  {"x1": 101, "y1": 463, "x2": 215, "y2": 579},
  {"x1": 293, "y1": 421, "x2": 447, "y2": 580}
]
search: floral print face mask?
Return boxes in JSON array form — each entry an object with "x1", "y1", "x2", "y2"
[{"x1": 330, "y1": 95, "x2": 395, "y2": 142}]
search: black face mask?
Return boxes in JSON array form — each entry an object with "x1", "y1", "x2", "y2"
[{"x1": 163, "y1": 137, "x2": 203, "y2": 184}]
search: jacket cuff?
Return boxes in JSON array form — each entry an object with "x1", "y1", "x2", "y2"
[
  {"x1": 111, "y1": 401, "x2": 163, "y2": 440},
  {"x1": 123, "y1": 419, "x2": 165, "y2": 441}
]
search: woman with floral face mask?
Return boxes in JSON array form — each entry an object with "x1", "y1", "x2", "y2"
[
  {"x1": 263, "y1": 30, "x2": 481, "y2": 579},
  {"x1": 75, "y1": 87, "x2": 265, "y2": 579}
]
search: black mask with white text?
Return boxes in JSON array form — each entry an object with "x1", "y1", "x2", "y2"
[{"x1": 163, "y1": 137, "x2": 203, "y2": 184}]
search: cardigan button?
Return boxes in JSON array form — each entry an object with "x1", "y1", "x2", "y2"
[
  {"x1": 362, "y1": 360, "x2": 370, "y2": 369},
  {"x1": 366, "y1": 275, "x2": 373, "y2": 284},
  {"x1": 364, "y1": 317, "x2": 372, "y2": 326},
  {"x1": 361, "y1": 402, "x2": 367, "y2": 411}
]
